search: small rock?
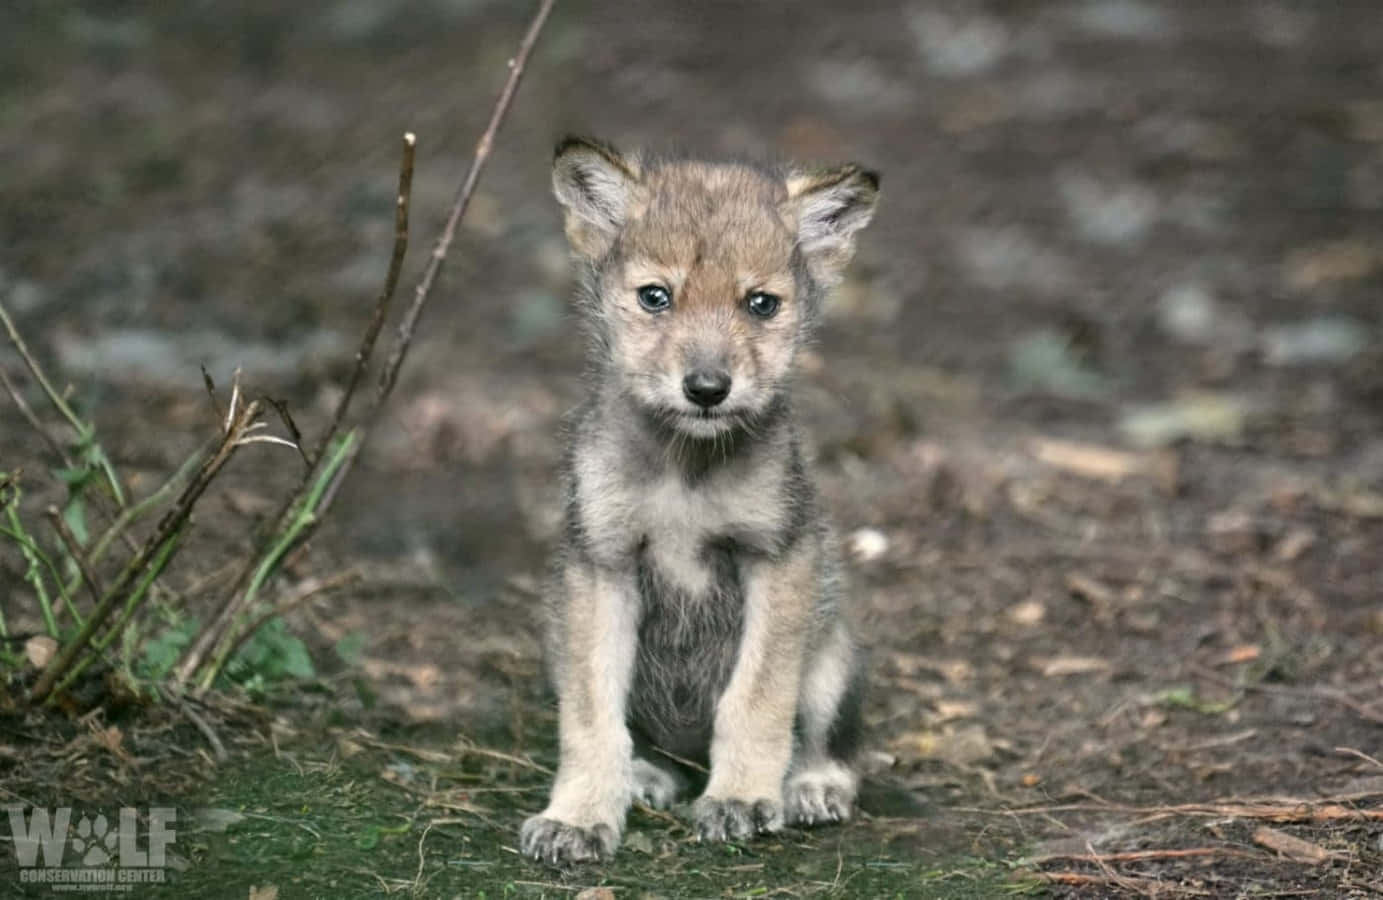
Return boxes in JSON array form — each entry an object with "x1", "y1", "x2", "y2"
[
  {"x1": 809, "y1": 59, "x2": 910, "y2": 111},
  {"x1": 1206, "y1": 509, "x2": 1261, "y2": 555},
  {"x1": 1007, "y1": 600, "x2": 1046, "y2": 626},
  {"x1": 1072, "y1": 0, "x2": 1172, "y2": 39},
  {"x1": 1157, "y1": 283, "x2": 1217, "y2": 343},
  {"x1": 1261, "y1": 318, "x2": 1368, "y2": 367},
  {"x1": 25, "y1": 635, "x2": 57, "y2": 669},
  {"x1": 860, "y1": 750, "x2": 897, "y2": 775},
  {"x1": 847, "y1": 527, "x2": 889, "y2": 563},
  {"x1": 1119, "y1": 393, "x2": 1249, "y2": 448},
  {"x1": 574, "y1": 889, "x2": 616, "y2": 900},
  {"x1": 907, "y1": 9, "x2": 1009, "y2": 77},
  {"x1": 1060, "y1": 173, "x2": 1159, "y2": 246},
  {"x1": 956, "y1": 227, "x2": 1076, "y2": 294},
  {"x1": 1009, "y1": 330, "x2": 1109, "y2": 399}
]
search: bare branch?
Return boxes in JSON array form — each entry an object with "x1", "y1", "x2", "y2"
[
  {"x1": 200, "y1": 364, "x2": 224, "y2": 426},
  {"x1": 0, "y1": 366, "x2": 75, "y2": 470},
  {"x1": 266, "y1": 397, "x2": 309, "y2": 468},
  {"x1": 0, "y1": 302, "x2": 87, "y2": 441},
  {"x1": 175, "y1": 1, "x2": 554, "y2": 686},
  {"x1": 30, "y1": 400, "x2": 264, "y2": 703},
  {"x1": 45, "y1": 505, "x2": 103, "y2": 612},
  {"x1": 311, "y1": 131, "x2": 416, "y2": 470}
]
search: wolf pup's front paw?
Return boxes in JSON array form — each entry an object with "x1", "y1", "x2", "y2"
[
  {"x1": 520, "y1": 816, "x2": 618, "y2": 865},
  {"x1": 783, "y1": 764, "x2": 856, "y2": 826},
  {"x1": 692, "y1": 796, "x2": 783, "y2": 842}
]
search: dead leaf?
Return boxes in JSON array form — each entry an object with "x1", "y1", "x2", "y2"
[
  {"x1": 1021, "y1": 773, "x2": 1041, "y2": 787},
  {"x1": 1222, "y1": 645, "x2": 1261, "y2": 665},
  {"x1": 249, "y1": 887, "x2": 279, "y2": 900},
  {"x1": 24, "y1": 635, "x2": 56, "y2": 669},
  {"x1": 933, "y1": 699, "x2": 978, "y2": 721},
  {"x1": 1030, "y1": 437, "x2": 1163, "y2": 483},
  {"x1": 1273, "y1": 528, "x2": 1316, "y2": 562},
  {"x1": 1065, "y1": 572, "x2": 1116, "y2": 606},
  {"x1": 1041, "y1": 656, "x2": 1112, "y2": 677},
  {"x1": 1284, "y1": 240, "x2": 1382, "y2": 292},
  {"x1": 92, "y1": 725, "x2": 126, "y2": 759},
  {"x1": 1252, "y1": 826, "x2": 1334, "y2": 864}
]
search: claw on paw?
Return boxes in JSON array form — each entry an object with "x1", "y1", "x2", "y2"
[
  {"x1": 520, "y1": 816, "x2": 618, "y2": 865},
  {"x1": 692, "y1": 796, "x2": 782, "y2": 842}
]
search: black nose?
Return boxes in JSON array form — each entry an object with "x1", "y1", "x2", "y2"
[{"x1": 682, "y1": 369, "x2": 731, "y2": 408}]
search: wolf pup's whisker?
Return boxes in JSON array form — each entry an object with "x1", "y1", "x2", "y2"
[{"x1": 521, "y1": 136, "x2": 879, "y2": 865}]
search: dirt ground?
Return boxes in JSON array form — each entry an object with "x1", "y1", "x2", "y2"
[{"x1": 2, "y1": 1, "x2": 1382, "y2": 897}]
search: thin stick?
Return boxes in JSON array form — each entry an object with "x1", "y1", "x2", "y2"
[
  {"x1": 176, "y1": 697, "x2": 228, "y2": 763},
  {"x1": 30, "y1": 401, "x2": 262, "y2": 703},
  {"x1": 176, "y1": 0, "x2": 554, "y2": 685},
  {"x1": 311, "y1": 132, "x2": 416, "y2": 469},
  {"x1": 952, "y1": 799, "x2": 1383, "y2": 823},
  {"x1": 0, "y1": 302, "x2": 124, "y2": 506},
  {"x1": 1191, "y1": 662, "x2": 1383, "y2": 726},
  {"x1": 1336, "y1": 746, "x2": 1383, "y2": 770},
  {"x1": 88, "y1": 441, "x2": 208, "y2": 567},
  {"x1": 45, "y1": 506, "x2": 102, "y2": 611},
  {"x1": 0, "y1": 302, "x2": 85, "y2": 439},
  {"x1": 173, "y1": 133, "x2": 415, "y2": 685},
  {"x1": 213, "y1": 569, "x2": 362, "y2": 677},
  {"x1": 1024, "y1": 847, "x2": 1256, "y2": 865},
  {"x1": 1035, "y1": 871, "x2": 1210, "y2": 896},
  {"x1": 0, "y1": 366, "x2": 75, "y2": 469},
  {"x1": 321, "y1": 0, "x2": 554, "y2": 514}
]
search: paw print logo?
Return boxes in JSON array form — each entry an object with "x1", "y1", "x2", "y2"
[{"x1": 71, "y1": 814, "x2": 117, "y2": 866}]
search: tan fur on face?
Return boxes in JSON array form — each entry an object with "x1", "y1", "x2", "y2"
[
  {"x1": 608, "y1": 163, "x2": 804, "y2": 423},
  {"x1": 551, "y1": 139, "x2": 877, "y2": 437}
]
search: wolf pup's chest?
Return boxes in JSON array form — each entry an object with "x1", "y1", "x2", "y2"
[{"x1": 614, "y1": 466, "x2": 790, "y2": 595}]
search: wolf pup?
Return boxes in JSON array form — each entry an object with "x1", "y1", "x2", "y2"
[{"x1": 521, "y1": 137, "x2": 879, "y2": 864}]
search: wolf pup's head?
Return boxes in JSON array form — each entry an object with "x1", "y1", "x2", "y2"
[{"x1": 553, "y1": 137, "x2": 879, "y2": 439}]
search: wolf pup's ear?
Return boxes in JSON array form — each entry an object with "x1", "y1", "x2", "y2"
[
  {"x1": 552, "y1": 136, "x2": 643, "y2": 260},
  {"x1": 784, "y1": 164, "x2": 880, "y2": 288}
]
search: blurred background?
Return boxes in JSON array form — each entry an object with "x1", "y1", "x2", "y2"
[{"x1": 2, "y1": 0, "x2": 1381, "y2": 776}]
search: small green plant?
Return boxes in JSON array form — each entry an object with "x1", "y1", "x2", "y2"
[{"x1": 1, "y1": 0, "x2": 552, "y2": 711}]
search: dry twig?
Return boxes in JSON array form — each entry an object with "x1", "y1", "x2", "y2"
[
  {"x1": 0, "y1": 366, "x2": 75, "y2": 469},
  {"x1": 30, "y1": 400, "x2": 264, "y2": 703},
  {"x1": 175, "y1": 0, "x2": 554, "y2": 688},
  {"x1": 1024, "y1": 847, "x2": 1256, "y2": 865},
  {"x1": 1191, "y1": 663, "x2": 1383, "y2": 726},
  {"x1": 45, "y1": 505, "x2": 103, "y2": 611},
  {"x1": 1034, "y1": 871, "x2": 1210, "y2": 896}
]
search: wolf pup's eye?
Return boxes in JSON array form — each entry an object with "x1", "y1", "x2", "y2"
[
  {"x1": 636, "y1": 284, "x2": 672, "y2": 312},
  {"x1": 746, "y1": 291, "x2": 780, "y2": 319}
]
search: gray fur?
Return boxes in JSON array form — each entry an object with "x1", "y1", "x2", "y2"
[{"x1": 522, "y1": 138, "x2": 878, "y2": 865}]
